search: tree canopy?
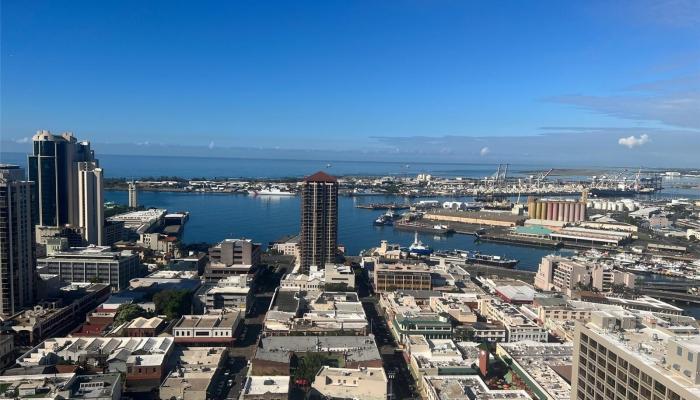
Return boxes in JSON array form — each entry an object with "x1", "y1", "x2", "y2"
[
  {"x1": 153, "y1": 289, "x2": 191, "y2": 320},
  {"x1": 114, "y1": 304, "x2": 150, "y2": 325}
]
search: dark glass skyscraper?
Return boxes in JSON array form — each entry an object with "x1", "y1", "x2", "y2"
[
  {"x1": 299, "y1": 171, "x2": 338, "y2": 272},
  {"x1": 27, "y1": 130, "x2": 95, "y2": 228}
]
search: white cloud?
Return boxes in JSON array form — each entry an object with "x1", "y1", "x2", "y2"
[
  {"x1": 480, "y1": 147, "x2": 490, "y2": 156},
  {"x1": 618, "y1": 134, "x2": 651, "y2": 148},
  {"x1": 14, "y1": 137, "x2": 29, "y2": 143},
  {"x1": 208, "y1": 141, "x2": 215, "y2": 150}
]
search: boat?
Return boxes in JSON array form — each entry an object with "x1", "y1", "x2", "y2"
[
  {"x1": 374, "y1": 214, "x2": 393, "y2": 226},
  {"x1": 433, "y1": 249, "x2": 518, "y2": 268},
  {"x1": 409, "y1": 232, "x2": 433, "y2": 255},
  {"x1": 254, "y1": 187, "x2": 296, "y2": 196},
  {"x1": 394, "y1": 220, "x2": 454, "y2": 234}
]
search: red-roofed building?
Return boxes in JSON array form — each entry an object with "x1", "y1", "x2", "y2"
[{"x1": 304, "y1": 171, "x2": 337, "y2": 183}]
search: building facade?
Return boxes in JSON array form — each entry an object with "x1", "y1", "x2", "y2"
[
  {"x1": 37, "y1": 246, "x2": 140, "y2": 290},
  {"x1": 299, "y1": 171, "x2": 338, "y2": 273},
  {"x1": 0, "y1": 165, "x2": 36, "y2": 317},
  {"x1": 77, "y1": 161, "x2": 104, "y2": 245},
  {"x1": 373, "y1": 263, "x2": 432, "y2": 292}
]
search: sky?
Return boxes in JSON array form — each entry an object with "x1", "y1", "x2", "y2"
[{"x1": 1, "y1": 0, "x2": 699, "y2": 167}]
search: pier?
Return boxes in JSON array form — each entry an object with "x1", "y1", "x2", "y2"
[{"x1": 356, "y1": 203, "x2": 411, "y2": 210}]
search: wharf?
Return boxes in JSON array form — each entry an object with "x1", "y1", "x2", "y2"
[
  {"x1": 393, "y1": 220, "x2": 454, "y2": 235},
  {"x1": 476, "y1": 232, "x2": 562, "y2": 249},
  {"x1": 356, "y1": 203, "x2": 411, "y2": 210}
]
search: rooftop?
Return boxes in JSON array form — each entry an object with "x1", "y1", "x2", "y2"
[
  {"x1": 498, "y1": 341, "x2": 573, "y2": 400},
  {"x1": 243, "y1": 376, "x2": 290, "y2": 396},
  {"x1": 303, "y1": 171, "x2": 337, "y2": 183}
]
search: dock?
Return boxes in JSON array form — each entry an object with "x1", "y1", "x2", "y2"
[
  {"x1": 394, "y1": 220, "x2": 454, "y2": 235},
  {"x1": 355, "y1": 203, "x2": 411, "y2": 210},
  {"x1": 476, "y1": 232, "x2": 562, "y2": 248}
]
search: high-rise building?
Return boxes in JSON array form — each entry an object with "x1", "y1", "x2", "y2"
[
  {"x1": 77, "y1": 162, "x2": 104, "y2": 245},
  {"x1": 128, "y1": 181, "x2": 138, "y2": 208},
  {"x1": 572, "y1": 310, "x2": 700, "y2": 400},
  {"x1": 27, "y1": 130, "x2": 95, "y2": 228},
  {"x1": 0, "y1": 165, "x2": 36, "y2": 316},
  {"x1": 299, "y1": 171, "x2": 338, "y2": 272}
]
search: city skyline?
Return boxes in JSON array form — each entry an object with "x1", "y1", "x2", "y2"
[{"x1": 2, "y1": 1, "x2": 699, "y2": 166}]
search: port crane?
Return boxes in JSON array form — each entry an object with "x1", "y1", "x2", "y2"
[{"x1": 535, "y1": 168, "x2": 553, "y2": 189}]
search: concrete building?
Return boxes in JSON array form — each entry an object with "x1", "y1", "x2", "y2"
[
  {"x1": 406, "y1": 336, "x2": 479, "y2": 389},
  {"x1": 374, "y1": 263, "x2": 432, "y2": 292},
  {"x1": 479, "y1": 299, "x2": 548, "y2": 342},
  {"x1": 264, "y1": 290, "x2": 368, "y2": 336},
  {"x1": 496, "y1": 341, "x2": 573, "y2": 400},
  {"x1": 280, "y1": 264, "x2": 355, "y2": 291},
  {"x1": 194, "y1": 275, "x2": 252, "y2": 313},
  {"x1": 572, "y1": 310, "x2": 700, "y2": 400},
  {"x1": 390, "y1": 313, "x2": 453, "y2": 344},
  {"x1": 241, "y1": 376, "x2": 290, "y2": 400},
  {"x1": 251, "y1": 336, "x2": 382, "y2": 376},
  {"x1": 77, "y1": 161, "x2": 104, "y2": 245},
  {"x1": 271, "y1": 234, "x2": 300, "y2": 259},
  {"x1": 172, "y1": 311, "x2": 242, "y2": 345},
  {"x1": 0, "y1": 165, "x2": 36, "y2": 317},
  {"x1": 27, "y1": 130, "x2": 96, "y2": 228},
  {"x1": 205, "y1": 238, "x2": 261, "y2": 281},
  {"x1": 159, "y1": 346, "x2": 227, "y2": 400},
  {"x1": 535, "y1": 255, "x2": 636, "y2": 295},
  {"x1": 140, "y1": 232, "x2": 179, "y2": 255},
  {"x1": 311, "y1": 366, "x2": 388, "y2": 400},
  {"x1": 10, "y1": 283, "x2": 110, "y2": 345},
  {"x1": 424, "y1": 209, "x2": 525, "y2": 227},
  {"x1": 0, "y1": 372, "x2": 123, "y2": 400},
  {"x1": 17, "y1": 336, "x2": 174, "y2": 393},
  {"x1": 128, "y1": 181, "x2": 138, "y2": 208},
  {"x1": 37, "y1": 246, "x2": 141, "y2": 290},
  {"x1": 423, "y1": 375, "x2": 531, "y2": 400},
  {"x1": 107, "y1": 208, "x2": 166, "y2": 235},
  {"x1": 299, "y1": 171, "x2": 338, "y2": 273},
  {"x1": 208, "y1": 238, "x2": 261, "y2": 266}
]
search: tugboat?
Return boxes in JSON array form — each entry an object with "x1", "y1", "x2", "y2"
[
  {"x1": 408, "y1": 232, "x2": 433, "y2": 256},
  {"x1": 373, "y1": 210, "x2": 400, "y2": 226},
  {"x1": 432, "y1": 249, "x2": 518, "y2": 268}
]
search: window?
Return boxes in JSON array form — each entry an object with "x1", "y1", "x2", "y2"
[
  {"x1": 689, "y1": 352, "x2": 694, "y2": 362},
  {"x1": 677, "y1": 346, "x2": 683, "y2": 356}
]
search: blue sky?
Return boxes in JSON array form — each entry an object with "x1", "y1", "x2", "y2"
[{"x1": 1, "y1": 0, "x2": 699, "y2": 166}]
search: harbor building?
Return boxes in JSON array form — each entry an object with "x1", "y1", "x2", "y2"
[
  {"x1": 535, "y1": 255, "x2": 635, "y2": 295},
  {"x1": 572, "y1": 310, "x2": 700, "y2": 400},
  {"x1": 299, "y1": 171, "x2": 338, "y2": 273},
  {"x1": 424, "y1": 209, "x2": 525, "y2": 227},
  {"x1": 37, "y1": 245, "x2": 141, "y2": 290},
  {"x1": 528, "y1": 197, "x2": 587, "y2": 223},
  {"x1": 0, "y1": 165, "x2": 36, "y2": 317},
  {"x1": 373, "y1": 263, "x2": 432, "y2": 292},
  {"x1": 77, "y1": 161, "x2": 104, "y2": 245}
]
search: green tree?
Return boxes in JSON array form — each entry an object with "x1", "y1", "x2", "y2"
[
  {"x1": 153, "y1": 289, "x2": 191, "y2": 320},
  {"x1": 114, "y1": 304, "x2": 149, "y2": 325}
]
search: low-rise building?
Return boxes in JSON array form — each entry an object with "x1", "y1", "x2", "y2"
[
  {"x1": 406, "y1": 336, "x2": 479, "y2": 389},
  {"x1": 17, "y1": 336, "x2": 174, "y2": 393},
  {"x1": 194, "y1": 274, "x2": 252, "y2": 313},
  {"x1": 159, "y1": 346, "x2": 227, "y2": 400},
  {"x1": 172, "y1": 311, "x2": 242, "y2": 345},
  {"x1": 121, "y1": 316, "x2": 165, "y2": 337},
  {"x1": 429, "y1": 296, "x2": 477, "y2": 324},
  {"x1": 37, "y1": 246, "x2": 141, "y2": 290},
  {"x1": 251, "y1": 336, "x2": 382, "y2": 376},
  {"x1": 241, "y1": 376, "x2": 290, "y2": 400},
  {"x1": 0, "y1": 372, "x2": 123, "y2": 400},
  {"x1": 390, "y1": 312, "x2": 453, "y2": 344},
  {"x1": 311, "y1": 366, "x2": 388, "y2": 400},
  {"x1": 264, "y1": 291, "x2": 367, "y2": 336},
  {"x1": 479, "y1": 299, "x2": 547, "y2": 342},
  {"x1": 373, "y1": 263, "x2": 432, "y2": 292},
  {"x1": 535, "y1": 255, "x2": 635, "y2": 295},
  {"x1": 10, "y1": 284, "x2": 111, "y2": 345},
  {"x1": 423, "y1": 375, "x2": 531, "y2": 400},
  {"x1": 497, "y1": 341, "x2": 573, "y2": 400},
  {"x1": 205, "y1": 238, "x2": 261, "y2": 281}
]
